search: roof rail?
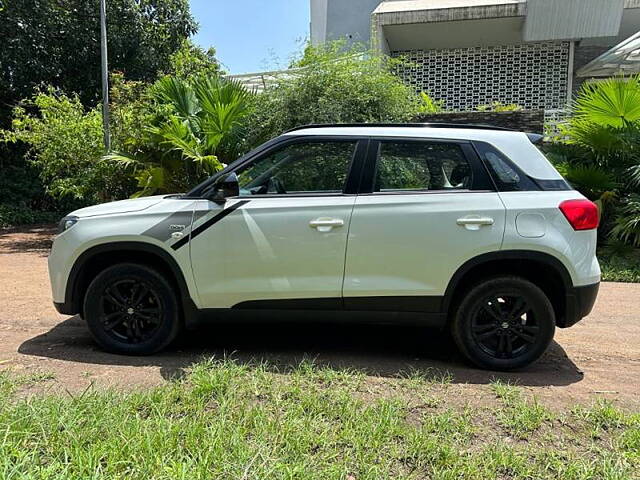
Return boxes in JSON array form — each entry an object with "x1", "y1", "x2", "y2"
[{"x1": 284, "y1": 122, "x2": 518, "y2": 133}]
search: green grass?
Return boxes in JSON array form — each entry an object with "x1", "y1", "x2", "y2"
[
  {"x1": 599, "y1": 247, "x2": 640, "y2": 283},
  {"x1": 1, "y1": 361, "x2": 639, "y2": 479},
  {"x1": 491, "y1": 380, "x2": 553, "y2": 439}
]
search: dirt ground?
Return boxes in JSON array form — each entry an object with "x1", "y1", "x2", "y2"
[{"x1": 1, "y1": 225, "x2": 639, "y2": 407}]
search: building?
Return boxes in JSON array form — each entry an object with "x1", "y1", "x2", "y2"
[{"x1": 310, "y1": 0, "x2": 640, "y2": 113}]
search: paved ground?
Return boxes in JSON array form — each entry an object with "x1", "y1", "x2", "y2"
[{"x1": 1, "y1": 225, "x2": 639, "y2": 407}]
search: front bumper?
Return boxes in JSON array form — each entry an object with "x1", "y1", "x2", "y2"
[
  {"x1": 559, "y1": 282, "x2": 600, "y2": 328},
  {"x1": 53, "y1": 301, "x2": 78, "y2": 316}
]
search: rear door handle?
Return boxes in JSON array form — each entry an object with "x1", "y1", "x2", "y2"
[
  {"x1": 457, "y1": 217, "x2": 494, "y2": 231},
  {"x1": 310, "y1": 218, "x2": 344, "y2": 232}
]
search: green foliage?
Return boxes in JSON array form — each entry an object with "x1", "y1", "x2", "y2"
[
  {"x1": 0, "y1": 0, "x2": 199, "y2": 218},
  {"x1": 574, "y1": 76, "x2": 640, "y2": 128},
  {"x1": 0, "y1": 0, "x2": 197, "y2": 127},
  {"x1": 0, "y1": 204, "x2": 60, "y2": 228},
  {"x1": 596, "y1": 245, "x2": 640, "y2": 282},
  {"x1": 0, "y1": 141, "x2": 83, "y2": 224},
  {"x1": 476, "y1": 101, "x2": 523, "y2": 112},
  {"x1": 417, "y1": 92, "x2": 445, "y2": 114},
  {"x1": 0, "y1": 143, "x2": 50, "y2": 208},
  {"x1": 565, "y1": 77, "x2": 640, "y2": 168},
  {"x1": 106, "y1": 75, "x2": 253, "y2": 196},
  {"x1": 564, "y1": 165, "x2": 617, "y2": 200},
  {"x1": 555, "y1": 76, "x2": 640, "y2": 248},
  {"x1": 610, "y1": 194, "x2": 640, "y2": 247},
  {"x1": 2, "y1": 89, "x2": 134, "y2": 203},
  {"x1": 0, "y1": 38, "x2": 229, "y2": 210},
  {"x1": 245, "y1": 42, "x2": 423, "y2": 147},
  {"x1": 165, "y1": 40, "x2": 223, "y2": 80}
]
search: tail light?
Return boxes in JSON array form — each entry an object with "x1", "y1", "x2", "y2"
[{"x1": 559, "y1": 199, "x2": 599, "y2": 231}]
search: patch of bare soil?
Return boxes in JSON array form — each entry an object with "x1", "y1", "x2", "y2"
[{"x1": 0, "y1": 226, "x2": 638, "y2": 407}]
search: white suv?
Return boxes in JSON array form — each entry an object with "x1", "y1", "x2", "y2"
[{"x1": 49, "y1": 124, "x2": 600, "y2": 370}]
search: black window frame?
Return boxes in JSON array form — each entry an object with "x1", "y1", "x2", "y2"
[{"x1": 359, "y1": 137, "x2": 495, "y2": 195}]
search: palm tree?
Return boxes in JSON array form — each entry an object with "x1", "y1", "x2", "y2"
[
  {"x1": 565, "y1": 75, "x2": 640, "y2": 245},
  {"x1": 106, "y1": 75, "x2": 253, "y2": 197}
]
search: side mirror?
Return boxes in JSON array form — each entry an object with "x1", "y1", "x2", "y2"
[{"x1": 209, "y1": 172, "x2": 240, "y2": 204}]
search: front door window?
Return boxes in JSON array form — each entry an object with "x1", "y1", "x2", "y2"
[{"x1": 237, "y1": 141, "x2": 357, "y2": 195}]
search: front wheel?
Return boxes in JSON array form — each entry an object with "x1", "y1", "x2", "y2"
[
  {"x1": 451, "y1": 276, "x2": 555, "y2": 371},
  {"x1": 83, "y1": 263, "x2": 181, "y2": 355}
]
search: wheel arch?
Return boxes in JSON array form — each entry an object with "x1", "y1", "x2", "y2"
[
  {"x1": 443, "y1": 250, "x2": 573, "y2": 326},
  {"x1": 64, "y1": 242, "x2": 197, "y2": 322}
]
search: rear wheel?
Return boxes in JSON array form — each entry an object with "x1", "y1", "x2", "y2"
[
  {"x1": 83, "y1": 263, "x2": 181, "y2": 355},
  {"x1": 451, "y1": 276, "x2": 555, "y2": 370}
]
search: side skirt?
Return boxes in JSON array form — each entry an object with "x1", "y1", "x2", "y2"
[
  {"x1": 187, "y1": 309, "x2": 447, "y2": 329},
  {"x1": 183, "y1": 296, "x2": 447, "y2": 329}
]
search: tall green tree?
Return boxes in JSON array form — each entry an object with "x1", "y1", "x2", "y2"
[{"x1": 0, "y1": 0, "x2": 198, "y2": 126}]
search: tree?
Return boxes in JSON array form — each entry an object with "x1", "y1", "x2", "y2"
[
  {"x1": 106, "y1": 75, "x2": 254, "y2": 196},
  {"x1": 559, "y1": 76, "x2": 640, "y2": 246},
  {"x1": 244, "y1": 42, "x2": 423, "y2": 148},
  {"x1": 165, "y1": 40, "x2": 223, "y2": 81},
  {"x1": 0, "y1": 0, "x2": 198, "y2": 126}
]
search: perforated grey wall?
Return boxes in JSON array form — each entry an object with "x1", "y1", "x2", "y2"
[{"x1": 392, "y1": 42, "x2": 570, "y2": 111}]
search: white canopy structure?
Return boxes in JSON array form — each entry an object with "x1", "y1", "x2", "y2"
[{"x1": 577, "y1": 31, "x2": 640, "y2": 78}]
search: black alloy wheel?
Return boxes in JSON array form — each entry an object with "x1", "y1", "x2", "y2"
[
  {"x1": 451, "y1": 276, "x2": 555, "y2": 371},
  {"x1": 470, "y1": 293, "x2": 539, "y2": 359},
  {"x1": 100, "y1": 278, "x2": 163, "y2": 344},
  {"x1": 83, "y1": 263, "x2": 181, "y2": 355}
]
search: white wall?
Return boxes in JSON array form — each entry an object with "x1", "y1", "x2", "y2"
[
  {"x1": 310, "y1": 0, "x2": 329, "y2": 44},
  {"x1": 311, "y1": 0, "x2": 384, "y2": 45}
]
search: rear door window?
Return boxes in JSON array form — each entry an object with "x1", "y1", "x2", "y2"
[{"x1": 374, "y1": 141, "x2": 473, "y2": 192}]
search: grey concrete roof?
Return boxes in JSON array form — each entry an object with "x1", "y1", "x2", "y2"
[
  {"x1": 373, "y1": 0, "x2": 526, "y2": 25},
  {"x1": 374, "y1": 0, "x2": 522, "y2": 14}
]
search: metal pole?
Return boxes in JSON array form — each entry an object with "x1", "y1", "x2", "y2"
[{"x1": 100, "y1": 0, "x2": 110, "y2": 150}]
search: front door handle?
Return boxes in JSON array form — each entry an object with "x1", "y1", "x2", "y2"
[
  {"x1": 457, "y1": 216, "x2": 495, "y2": 231},
  {"x1": 310, "y1": 218, "x2": 344, "y2": 232}
]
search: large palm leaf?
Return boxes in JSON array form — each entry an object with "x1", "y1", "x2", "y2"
[
  {"x1": 566, "y1": 119, "x2": 628, "y2": 158},
  {"x1": 148, "y1": 116, "x2": 202, "y2": 161},
  {"x1": 152, "y1": 76, "x2": 200, "y2": 119},
  {"x1": 574, "y1": 76, "x2": 640, "y2": 128},
  {"x1": 193, "y1": 76, "x2": 253, "y2": 157}
]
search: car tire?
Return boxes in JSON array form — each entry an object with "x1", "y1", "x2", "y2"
[
  {"x1": 83, "y1": 263, "x2": 181, "y2": 355},
  {"x1": 451, "y1": 276, "x2": 555, "y2": 371}
]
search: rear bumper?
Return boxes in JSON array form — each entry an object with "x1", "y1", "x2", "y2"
[{"x1": 559, "y1": 282, "x2": 599, "y2": 328}]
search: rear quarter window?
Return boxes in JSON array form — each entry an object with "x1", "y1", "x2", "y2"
[{"x1": 473, "y1": 141, "x2": 570, "y2": 192}]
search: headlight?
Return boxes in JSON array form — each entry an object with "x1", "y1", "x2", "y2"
[{"x1": 58, "y1": 216, "x2": 79, "y2": 234}]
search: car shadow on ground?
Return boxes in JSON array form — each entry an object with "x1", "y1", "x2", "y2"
[{"x1": 18, "y1": 315, "x2": 585, "y2": 387}]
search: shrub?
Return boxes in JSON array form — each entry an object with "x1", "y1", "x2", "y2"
[
  {"x1": 105, "y1": 74, "x2": 253, "y2": 196},
  {"x1": 556, "y1": 76, "x2": 640, "y2": 247},
  {"x1": 244, "y1": 42, "x2": 424, "y2": 147},
  {"x1": 476, "y1": 102, "x2": 522, "y2": 112},
  {"x1": 0, "y1": 204, "x2": 60, "y2": 228},
  {"x1": 417, "y1": 92, "x2": 445, "y2": 114},
  {"x1": 2, "y1": 89, "x2": 135, "y2": 204}
]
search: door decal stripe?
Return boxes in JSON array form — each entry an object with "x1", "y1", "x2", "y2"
[{"x1": 171, "y1": 200, "x2": 250, "y2": 250}]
